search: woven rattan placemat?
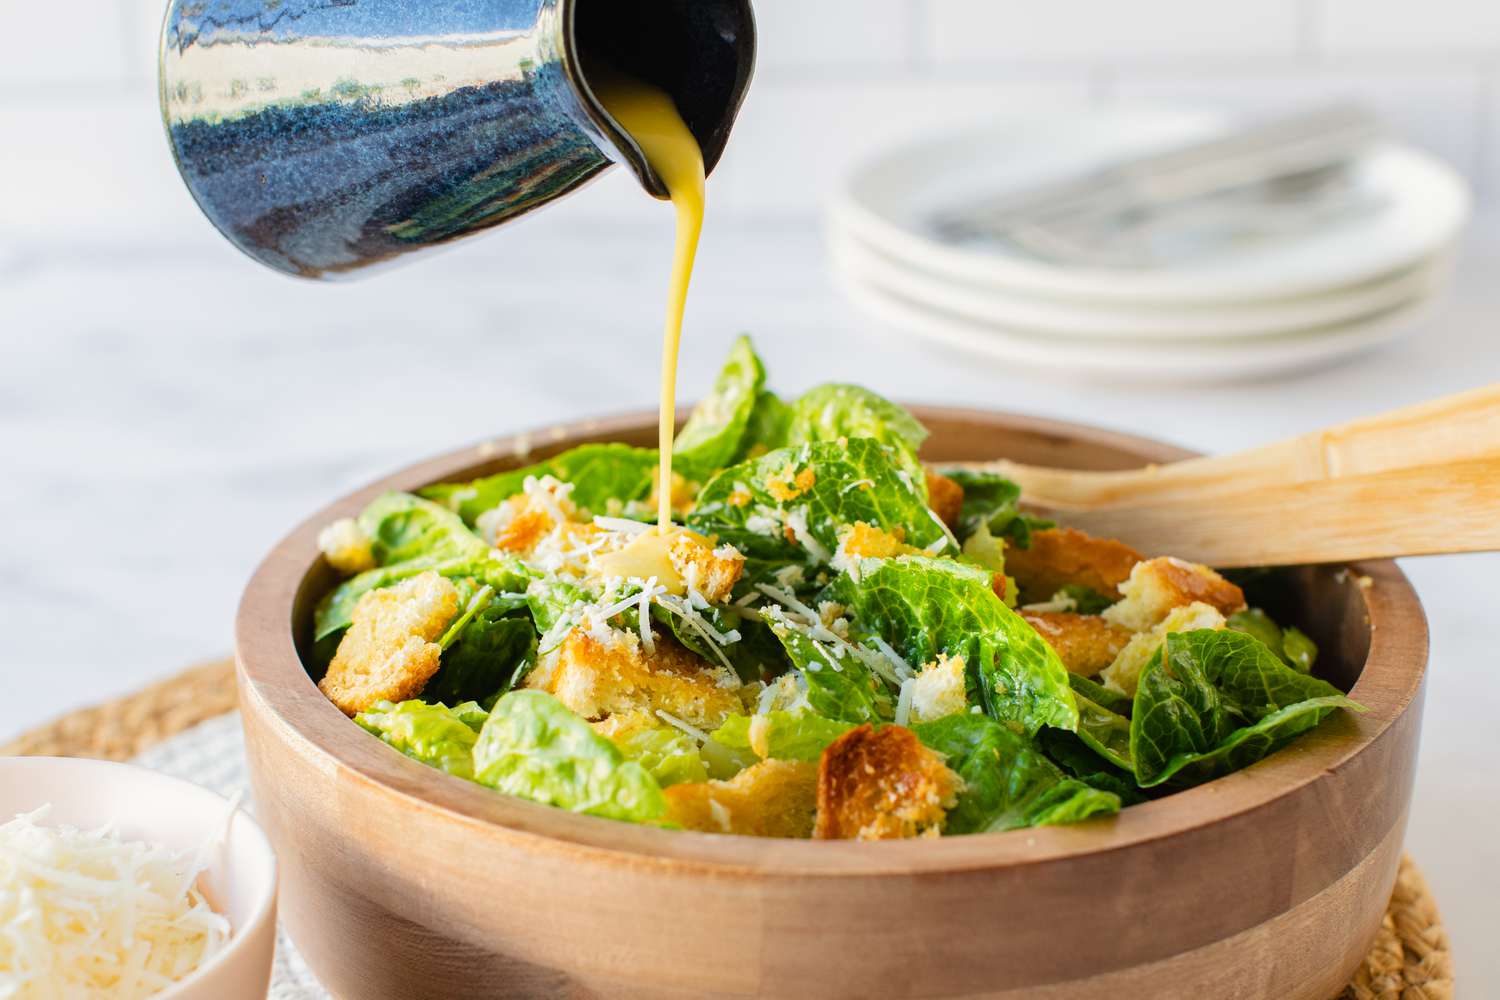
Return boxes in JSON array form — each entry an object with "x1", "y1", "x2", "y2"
[{"x1": 2, "y1": 660, "x2": 1455, "y2": 1000}]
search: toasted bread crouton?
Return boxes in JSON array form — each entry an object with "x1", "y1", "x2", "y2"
[
  {"x1": 477, "y1": 474, "x2": 592, "y2": 558},
  {"x1": 1102, "y1": 557, "x2": 1246, "y2": 633},
  {"x1": 1004, "y1": 527, "x2": 1143, "y2": 603},
  {"x1": 1101, "y1": 601, "x2": 1227, "y2": 697},
  {"x1": 1021, "y1": 611, "x2": 1133, "y2": 677},
  {"x1": 909, "y1": 653, "x2": 968, "y2": 723},
  {"x1": 815, "y1": 725, "x2": 960, "y2": 841},
  {"x1": 924, "y1": 470, "x2": 965, "y2": 531},
  {"x1": 317, "y1": 517, "x2": 375, "y2": 575},
  {"x1": 830, "y1": 521, "x2": 925, "y2": 579},
  {"x1": 526, "y1": 627, "x2": 742, "y2": 729},
  {"x1": 766, "y1": 463, "x2": 818, "y2": 502},
  {"x1": 664, "y1": 759, "x2": 819, "y2": 838},
  {"x1": 666, "y1": 531, "x2": 745, "y2": 604},
  {"x1": 319, "y1": 572, "x2": 460, "y2": 715}
]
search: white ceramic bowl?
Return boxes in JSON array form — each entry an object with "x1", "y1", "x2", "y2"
[{"x1": 0, "y1": 757, "x2": 277, "y2": 1000}]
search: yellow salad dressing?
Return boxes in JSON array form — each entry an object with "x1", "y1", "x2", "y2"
[{"x1": 590, "y1": 71, "x2": 707, "y2": 585}]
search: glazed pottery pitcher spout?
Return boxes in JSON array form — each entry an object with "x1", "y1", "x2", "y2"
[{"x1": 158, "y1": 0, "x2": 756, "y2": 278}]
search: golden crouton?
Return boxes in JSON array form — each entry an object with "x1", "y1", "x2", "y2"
[
  {"x1": 667, "y1": 531, "x2": 745, "y2": 604},
  {"x1": 767, "y1": 463, "x2": 817, "y2": 502},
  {"x1": 664, "y1": 759, "x2": 819, "y2": 838},
  {"x1": 316, "y1": 517, "x2": 375, "y2": 575},
  {"x1": 909, "y1": 653, "x2": 968, "y2": 723},
  {"x1": 526, "y1": 627, "x2": 742, "y2": 730},
  {"x1": 1004, "y1": 527, "x2": 1143, "y2": 603},
  {"x1": 1102, "y1": 557, "x2": 1246, "y2": 633},
  {"x1": 839, "y1": 521, "x2": 913, "y2": 560},
  {"x1": 1101, "y1": 601, "x2": 1227, "y2": 697},
  {"x1": 1021, "y1": 611, "x2": 1133, "y2": 677},
  {"x1": 319, "y1": 572, "x2": 460, "y2": 716},
  {"x1": 815, "y1": 725, "x2": 960, "y2": 841},
  {"x1": 924, "y1": 470, "x2": 965, "y2": 531}
]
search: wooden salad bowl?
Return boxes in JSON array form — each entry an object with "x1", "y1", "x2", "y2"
[{"x1": 235, "y1": 408, "x2": 1428, "y2": 1000}]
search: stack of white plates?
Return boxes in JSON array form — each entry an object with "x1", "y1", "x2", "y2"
[{"x1": 829, "y1": 110, "x2": 1471, "y2": 381}]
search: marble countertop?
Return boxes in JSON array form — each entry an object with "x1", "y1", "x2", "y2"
[{"x1": 4, "y1": 202, "x2": 1497, "y2": 982}]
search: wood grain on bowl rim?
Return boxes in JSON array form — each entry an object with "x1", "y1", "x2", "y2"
[{"x1": 235, "y1": 407, "x2": 1428, "y2": 999}]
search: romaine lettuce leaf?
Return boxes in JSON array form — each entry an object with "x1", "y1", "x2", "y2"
[
  {"x1": 942, "y1": 469, "x2": 1055, "y2": 548},
  {"x1": 355, "y1": 699, "x2": 485, "y2": 781},
  {"x1": 1037, "y1": 729, "x2": 1147, "y2": 806},
  {"x1": 1228, "y1": 608, "x2": 1320, "y2": 674},
  {"x1": 785, "y1": 384, "x2": 928, "y2": 491},
  {"x1": 688, "y1": 438, "x2": 955, "y2": 568},
  {"x1": 764, "y1": 621, "x2": 893, "y2": 724},
  {"x1": 1130, "y1": 629, "x2": 1359, "y2": 788},
  {"x1": 1073, "y1": 689, "x2": 1133, "y2": 771},
  {"x1": 828, "y1": 556, "x2": 1078, "y2": 735},
  {"x1": 1068, "y1": 672, "x2": 1132, "y2": 716},
  {"x1": 609, "y1": 726, "x2": 710, "y2": 787},
  {"x1": 473, "y1": 691, "x2": 667, "y2": 823},
  {"x1": 712, "y1": 711, "x2": 853, "y2": 762},
  {"x1": 420, "y1": 443, "x2": 658, "y2": 524},
  {"x1": 426, "y1": 600, "x2": 537, "y2": 706},
  {"x1": 736, "y1": 389, "x2": 792, "y2": 460},
  {"x1": 313, "y1": 493, "x2": 530, "y2": 642},
  {"x1": 913, "y1": 714, "x2": 1120, "y2": 834},
  {"x1": 1283, "y1": 627, "x2": 1318, "y2": 674},
  {"x1": 672, "y1": 334, "x2": 766, "y2": 483}
]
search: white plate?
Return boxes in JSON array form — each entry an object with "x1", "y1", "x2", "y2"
[
  {"x1": 832, "y1": 111, "x2": 1471, "y2": 305},
  {"x1": 835, "y1": 268, "x2": 1432, "y2": 383},
  {"x1": 830, "y1": 228, "x2": 1454, "y2": 341}
]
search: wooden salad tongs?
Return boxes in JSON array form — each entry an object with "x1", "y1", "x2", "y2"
[{"x1": 960, "y1": 384, "x2": 1500, "y2": 567}]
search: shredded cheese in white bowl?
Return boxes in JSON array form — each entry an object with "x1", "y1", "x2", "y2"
[
  {"x1": 0, "y1": 758, "x2": 277, "y2": 1000},
  {"x1": 0, "y1": 807, "x2": 231, "y2": 999}
]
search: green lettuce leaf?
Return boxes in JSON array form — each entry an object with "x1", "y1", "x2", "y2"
[
  {"x1": 1228, "y1": 608, "x2": 1320, "y2": 674},
  {"x1": 1036, "y1": 729, "x2": 1147, "y2": 805},
  {"x1": 785, "y1": 384, "x2": 928, "y2": 490},
  {"x1": 609, "y1": 726, "x2": 710, "y2": 787},
  {"x1": 672, "y1": 334, "x2": 766, "y2": 483},
  {"x1": 427, "y1": 599, "x2": 537, "y2": 706},
  {"x1": 1283, "y1": 627, "x2": 1318, "y2": 674},
  {"x1": 1130, "y1": 629, "x2": 1359, "y2": 788},
  {"x1": 1068, "y1": 672, "x2": 1133, "y2": 716},
  {"x1": 712, "y1": 711, "x2": 854, "y2": 762},
  {"x1": 828, "y1": 556, "x2": 1078, "y2": 735},
  {"x1": 473, "y1": 691, "x2": 667, "y2": 823},
  {"x1": 355, "y1": 699, "x2": 485, "y2": 781},
  {"x1": 688, "y1": 438, "x2": 955, "y2": 568},
  {"x1": 420, "y1": 443, "x2": 658, "y2": 524},
  {"x1": 313, "y1": 493, "x2": 530, "y2": 642},
  {"x1": 914, "y1": 714, "x2": 1120, "y2": 834},
  {"x1": 766, "y1": 619, "x2": 893, "y2": 724},
  {"x1": 736, "y1": 390, "x2": 792, "y2": 460},
  {"x1": 1073, "y1": 690, "x2": 1133, "y2": 771},
  {"x1": 942, "y1": 469, "x2": 1055, "y2": 547}
]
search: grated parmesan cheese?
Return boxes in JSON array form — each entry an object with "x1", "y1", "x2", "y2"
[{"x1": 0, "y1": 806, "x2": 233, "y2": 1000}]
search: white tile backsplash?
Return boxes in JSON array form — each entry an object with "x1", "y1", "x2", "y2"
[
  {"x1": 0, "y1": 2, "x2": 134, "y2": 87},
  {"x1": 927, "y1": 0, "x2": 1302, "y2": 62},
  {"x1": 751, "y1": 0, "x2": 917, "y2": 73},
  {"x1": 6, "y1": 0, "x2": 1500, "y2": 243},
  {"x1": 1319, "y1": 0, "x2": 1500, "y2": 55}
]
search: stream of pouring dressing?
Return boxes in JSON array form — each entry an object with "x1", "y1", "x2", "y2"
[{"x1": 589, "y1": 73, "x2": 707, "y2": 586}]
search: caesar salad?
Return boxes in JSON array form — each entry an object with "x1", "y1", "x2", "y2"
[{"x1": 307, "y1": 336, "x2": 1358, "y2": 840}]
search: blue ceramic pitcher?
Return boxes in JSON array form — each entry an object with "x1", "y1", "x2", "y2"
[{"x1": 158, "y1": 0, "x2": 755, "y2": 278}]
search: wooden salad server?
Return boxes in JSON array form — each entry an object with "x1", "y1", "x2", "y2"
[{"x1": 960, "y1": 384, "x2": 1500, "y2": 567}]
